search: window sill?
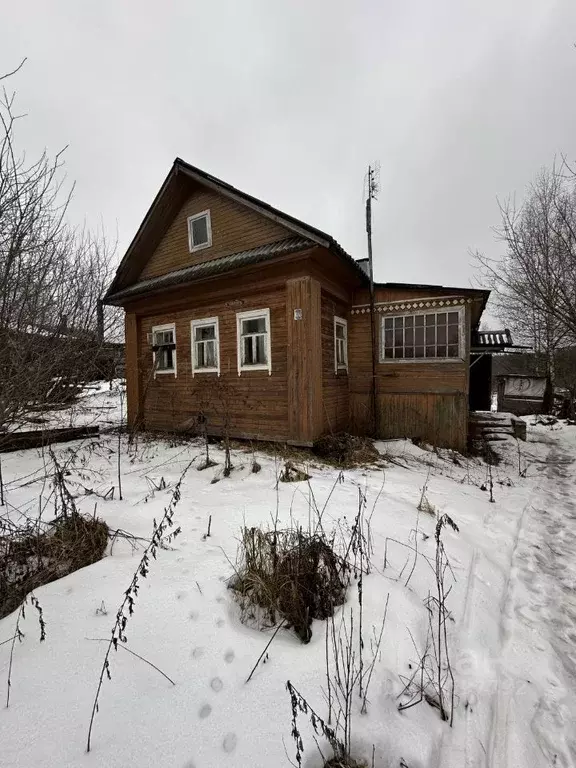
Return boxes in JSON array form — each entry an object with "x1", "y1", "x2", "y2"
[
  {"x1": 336, "y1": 366, "x2": 349, "y2": 374},
  {"x1": 155, "y1": 369, "x2": 177, "y2": 375},
  {"x1": 379, "y1": 357, "x2": 464, "y2": 364},
  {"x1": 189, "y1": 242, "x2": 211, "y2": 254},
  {"x1": 238, "y1": 364, "x2": 271, "y2": 374},
  {"x1": 192, "y1": 368, "x2": 220, "y2": 376}
]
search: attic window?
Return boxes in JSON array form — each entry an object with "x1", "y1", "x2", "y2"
[{"x1": 187, "y1": 210, "x2": 212, "y2": 252}]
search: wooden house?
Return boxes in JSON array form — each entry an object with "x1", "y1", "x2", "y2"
[{"x1": 104, "y1": 158, "x2": 493, "y2": 451}]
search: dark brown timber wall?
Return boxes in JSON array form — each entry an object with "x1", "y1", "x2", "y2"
[
  {"x1": 348, "y1": 287, "x2": 474, "y2": 451},
  {"x1": 136, "y1": 286, "x2": 288, "y2": 440},
  {"x1": 124, "y1": 263, "x2": 327, "y2": 445},
  {"x1": 321, "y1": 291, "x2": 350, "y2": 434}
]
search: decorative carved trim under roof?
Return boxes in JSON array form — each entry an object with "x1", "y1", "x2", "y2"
[{"x1": 350, "y1": 297, "x2": 473, "y2": 315}]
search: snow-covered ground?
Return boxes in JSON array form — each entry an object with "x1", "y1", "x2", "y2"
[
  {"x1": 1, "y1": 391, "x2": 575, "y2": 768},
  {"x1": 11, "y1": 380, "x2": 125, "y2": 432}
]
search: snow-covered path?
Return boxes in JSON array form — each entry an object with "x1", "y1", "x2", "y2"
[{"x1": 490, "y1": 436, "x2": 576, "y2": 768}]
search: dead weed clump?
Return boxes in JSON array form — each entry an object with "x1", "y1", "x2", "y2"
[
  {"x1": 279, "y1": 460, "x2": 311, "y2": 483},
  {"x1": 313, "y1": 433, "x2": 380, "y2": 468},
  {"x1": 230, "y1": 526, "x2": 348, "y2": 643},
  {"x1": 0, "y1": 513, "x2": 109, "y2": 620}
]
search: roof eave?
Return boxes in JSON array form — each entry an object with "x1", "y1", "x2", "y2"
[{"x1": 103, "y1": 237, "x2": 316, "y2": 306}]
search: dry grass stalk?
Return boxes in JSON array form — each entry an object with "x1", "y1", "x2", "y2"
[{"x1": 397, "y1": 513, "x2": 458, "y2": 725}]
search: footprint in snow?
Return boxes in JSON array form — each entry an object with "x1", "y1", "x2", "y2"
[
  {"x1": 222, "y1": 733, "x2": 237, "y2": 754},
  {"x1": 199, "y1": 704, "x2": 212, "y2": 719},
  {"x1": 176, "y1": 591, "x2": 188, "y2": 601},
  {"x1": 224, "y1": 650, "x2": 235, "y2": 664},
  {"x1": 191, "y1": 647, "x2": 204, "y2": 660},
  {"x1": 210, "y1": 677, "x2": 223, "y2": 692},
  {"x1": 182, "y1": 762, "x2": 196, "y2": 768},
  {"x1": 189, "y1": 610, "x2": 198, "y2": 621},
  {"x1": 216, "y1": 596, "x2": 225, "y2": 604},
  {"x1": 216, "y1": 618, "x2": 225, "y2": 628}
]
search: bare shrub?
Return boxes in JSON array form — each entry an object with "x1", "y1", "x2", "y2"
[
  {"x1": 230, "y1": 526, "x2": 348, "y2": 643},
  {"x1": 1, "y1": 446, "x2": 109, "y2": 623},
  {"x1": 313, "y1": 433, "x2": 380, "y2": 468},
  {"x1": 1, "y1": 511, "x2": 108, "y2": 621}
]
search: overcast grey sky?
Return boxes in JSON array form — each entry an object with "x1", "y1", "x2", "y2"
[{"x1": 3, "y1": 0, "x2": 576, "y2": 289}]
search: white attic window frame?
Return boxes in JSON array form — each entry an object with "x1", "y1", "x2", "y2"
[{"x1": 187, "y1": 209, "x2": 212, "y2": 253}]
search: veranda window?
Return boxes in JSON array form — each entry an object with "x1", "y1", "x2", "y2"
[{"x1": 380, "y1": 309, "x2": 463, "y2": 360}]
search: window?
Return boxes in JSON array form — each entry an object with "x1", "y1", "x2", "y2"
[
  {"x1": 237, "y1": 309, "x2": 271, "y2": 374},
  {"x1": 151, "y1": 323, "x2": 176, "y2": 374},
  {"x1": 187, "y1": 210, "x2": 212, "y2": 252},
  {"x1": 380, "y1": 309, "x2": 463, "y2": 361},
  {"x1": 334, "y1": 316, "x2": 348, "y2": 373},
  {"x1": 191, "y1": 317, "x2": 220, "y2": 375}
]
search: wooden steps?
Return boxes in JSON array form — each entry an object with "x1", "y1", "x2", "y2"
[{"x1": 469, "y1": 412, "x2": 527, "y2": 442}]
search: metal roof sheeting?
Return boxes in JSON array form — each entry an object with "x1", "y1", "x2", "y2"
[{"x1": 106, "y1": 236, "x2": 314, "y2": 303}]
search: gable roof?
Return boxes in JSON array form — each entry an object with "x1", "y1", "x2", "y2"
[{"x1": 104, "y1": 158, "x2": 367, "y2": 302}]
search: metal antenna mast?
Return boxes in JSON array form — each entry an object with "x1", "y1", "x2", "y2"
[{"x1": 365, "y1": 163, "x2": 380, "y2": 435}]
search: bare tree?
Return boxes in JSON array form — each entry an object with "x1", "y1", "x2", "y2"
[
  {"x1": 0, "y1": 65, "x2": 121, "y2": 437},
  {"x1": 474, "y1": 164, "x2": 576, "y2": 402}
]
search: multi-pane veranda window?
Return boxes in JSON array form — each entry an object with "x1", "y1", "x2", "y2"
[
  {"x1": 381, "y1": 310, "x2": 462, "y2": 360},
  {"x1": 152, "y1": 324, "x2": 176, "y2": 373},
  {"x1": 237, "y1": 309, "x2": 271, "y2": 373},
  {"x1": 191, "y1": 318, "x2": 219, "y2": 374}
]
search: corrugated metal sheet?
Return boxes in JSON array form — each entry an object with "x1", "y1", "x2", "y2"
[
  {"x1": 107, "y1": 237, "x2": 314, "y2": 303},
  {"x1": 472, "y1": 329, "x2": 513, "y2": 349}
]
